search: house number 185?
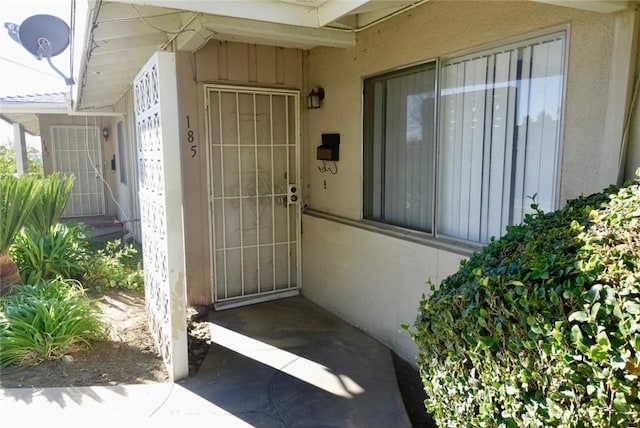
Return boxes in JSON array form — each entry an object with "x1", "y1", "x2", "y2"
[{"x1": 185, "y1": 116, "x2": 197, "y2": 158}]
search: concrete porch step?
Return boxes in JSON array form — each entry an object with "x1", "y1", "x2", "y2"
[{"x1": 181, "y1": 296, "x2": 412, "y2": 428}]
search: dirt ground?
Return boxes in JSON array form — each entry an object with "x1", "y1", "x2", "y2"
[
  {"x1": 392, "y1": 353, "x2": 436, "y2": 428},
  {"x1": 0, "y1": 289, "x2": 169, "y2": 388}
]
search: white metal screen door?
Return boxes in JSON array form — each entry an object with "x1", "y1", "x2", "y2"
[
  {"x1": 206, "y1": 85, "x2": 301, "y2": 309},
  {"x1": 51, "y1": 125, "x2": 105, "y2": 217}
]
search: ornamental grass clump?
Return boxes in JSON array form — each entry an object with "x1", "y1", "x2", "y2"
[
  {"x1": 10, "y1": 223, "x2": 90, "y2": 284},
  {"x1": 0, "y1": 175, "x2": 40, "y2": 292},
  {"x1": 0, "y1": 278, "x2": 106, "y2": 367},
  {"x1": 409, "y1": 176, "x2": 640, "y2": 427},
  {"x1": 27, "y1": 173, "x2": 74, "y2": 235}
]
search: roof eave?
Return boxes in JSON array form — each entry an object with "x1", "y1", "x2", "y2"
[{"x1": 0, "y1": 104, "x2": 68, "y2": 115}]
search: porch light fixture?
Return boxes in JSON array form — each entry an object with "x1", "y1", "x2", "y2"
[
  {"x1": 102, "y1": 127, "x2": 109, "y2": 140},
  {"x1": 307, "y1": 87, "x2": 324, "y2": 109}
]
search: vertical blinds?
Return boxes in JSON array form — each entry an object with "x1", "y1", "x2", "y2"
[{"x1": 438, "y1": 34, "x2": 565, "y2": 242}]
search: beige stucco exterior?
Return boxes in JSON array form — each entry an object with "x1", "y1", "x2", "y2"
[
  {"x1": 305, "y1": 0, "x2": 629, "y2": 217},
  {"x1": 626, "y1": 27, "x2": 640, "y2": 181},
  {"x1": 300, "y1": 1, "x2": 639, "y2": 362}
]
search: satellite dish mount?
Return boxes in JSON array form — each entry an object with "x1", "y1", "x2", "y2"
[{"x1": 4, "y1": 14, "x2": 75, "y2": 85}]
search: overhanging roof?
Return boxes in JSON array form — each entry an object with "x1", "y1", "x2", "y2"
[
  {"x1": 108, "y1": 0, "x2": 378, "y2": 29},
  {"x1": 0, "y1": 92, "x2": 69, "y2": 135},
  {"x1": 76, "y1": 0, "x2": 424, "y2": 110},
  {"x1": 76, "y1": 0, "x2": 635, "y2": 111}
]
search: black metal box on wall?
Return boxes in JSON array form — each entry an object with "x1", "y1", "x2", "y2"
[{"x1": 317, "y1": 133, "x2": 340, "y2": 161}]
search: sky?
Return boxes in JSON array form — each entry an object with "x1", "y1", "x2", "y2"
[{"x1": 0, "y1": 0, "x2": 81, "y2": 149}]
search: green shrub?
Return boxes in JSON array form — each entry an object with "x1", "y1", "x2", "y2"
[
  {"x1": 0, "y1": 175, "x2": 41, "y2": 290},
  {"x1": 0, "y1": 146, "x2": 16, "y2": 177},
  {"x1": 409, "y1": 180, "x2": 640, "y2": 427},
  {"x1": 0, "y1": 278, "x2": 106, "y2": 367},
  {"x1": 10, "y1": 223, "x2": 90, "y2": 284},
  {"x1": 0, "y1": 145, "x2": 43, "y2": 177},
  {"x1": 82, "y1": 240, "x2": 144, "y2": 291},
  {"x1": 0, "y1": 175, "x2": 40, "y2": 254},
  {"x1": 27, "y1": 173, "x2": 74, "y2": 234}
]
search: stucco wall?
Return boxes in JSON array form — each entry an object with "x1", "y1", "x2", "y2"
[
  {"x1": 175, "y1": 41, "x2": 303, "y2": 305},
  {"x1": 113, "y1": 89, "x2": 142, "y2": 241},
  {"x1": 625, "y1": 22, "x2": 640, "y2": 181},
  {"x1": 302, "y1": 214, "x2": 465, "y2": 362},
  {"x1": 305, "y1": 0, "x2": 622, "y2": 217},
  {"x1": 37, "y1": 113, "x2": 118, "y2": 216},
  {"x1": 301, "y1": 1, "x2": 632, "y2": 364}
]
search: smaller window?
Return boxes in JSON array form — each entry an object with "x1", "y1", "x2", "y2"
[
  {"x1": 363, "y1": 62, "x2": 437, "y2": 233},
  {"x1": 117, "y1": 121, "x2": 127, "y2": 185}
]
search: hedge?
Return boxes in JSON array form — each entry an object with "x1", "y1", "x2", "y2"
[{"x1": 409, "y1": 177, "x2": 640, "y2": 427}]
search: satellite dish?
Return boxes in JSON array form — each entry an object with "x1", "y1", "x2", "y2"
[
  {"x1": 3, "y1": 14, "x2": 74, "y2": 85},
  {"x1": 19, "y1": 15, "x2": 70, "y2": 58}
]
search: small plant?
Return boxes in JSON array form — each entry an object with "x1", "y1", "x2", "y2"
[
  {"x1": 0, "y1": 146, "x2": 16, "y2": 177},
  {"x1": 409, "y1": 178, "x2": 639, "y2": 427},
  {"x1": 0, "y1": 175, "x2": 40, "y2": 291},
  {"x1": 82, "y1": 239, "x2": 144, "y2": 291},
  {"x1": 0, "y1": 278, "x2": 107, "y2": 367},
  {"x1": 27, "y1": 173, "x2": 74, "y2": 235},
  {"x1": 10, "y1": 223, "x2": 90, "y2": 284}
]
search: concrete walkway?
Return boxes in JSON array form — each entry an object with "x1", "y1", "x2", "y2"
[{"x1": 0, "y1": 297, "x2": 411, "y2": 427}]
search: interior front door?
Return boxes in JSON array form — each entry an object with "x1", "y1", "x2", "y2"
[{"x1": 206, "y1": 85, "x2": 301, "y2": 309}]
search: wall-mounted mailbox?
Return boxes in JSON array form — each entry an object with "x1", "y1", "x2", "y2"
[{"x1": 317, "y1": 133, "x2": 340, "y2": 161}]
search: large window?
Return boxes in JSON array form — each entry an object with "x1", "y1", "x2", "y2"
[{"x1": 363, "y1": 30, "x2": 566, "y2": 244}]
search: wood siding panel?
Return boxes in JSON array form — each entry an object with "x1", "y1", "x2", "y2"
[
  {"x1": 276, "y1": 47, "x2": 285, "y2": 85},
  {"x1": 194, "y1": 40, "x2": 302, "y2": 88},
  {"x1": 196, "y1": 41, "x2": 218, "y2": 81},
  {"x1": 227, "y1": 42, "x2": 249, "y2": 83},
  {"x1": 256, "y1": 45, "x2": 277, "y2": 84},
  {"x1": 248, "y1": 44, "x2": 258, "y2": 83},
  {"x1": 284, "y1": 49, "x2": 302, "y2": 87},
  {"x1": 58, "y1": 115, "x2": 73, "y2": 125},
  {"x1": 217, "y1": 41, "x2": 229, "y2": 80}
]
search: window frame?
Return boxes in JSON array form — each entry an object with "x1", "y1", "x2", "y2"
[
  {"x1": 362, "y1": 60, "x2": 439, "y2": 234},
  {"x1": 361, "y1": 27, "x2": 568, "y2": 248},
  {"x1": 116, "y1": 120, "x2": 127, "y2": 185}
]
